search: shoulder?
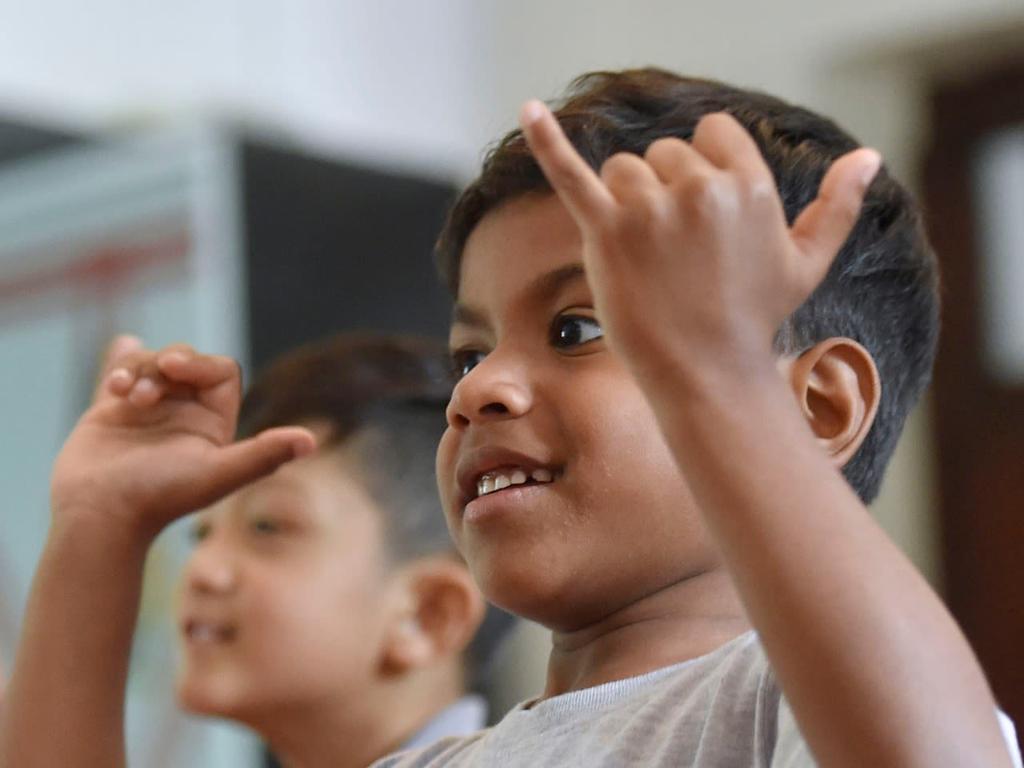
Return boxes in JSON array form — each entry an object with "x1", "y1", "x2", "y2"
[
  {"x1": 656, "y1": 630, "x2": 778, "y2": 712},
  {"x1": 370, "y1": 731, "x2": 488, "y2": 768}
]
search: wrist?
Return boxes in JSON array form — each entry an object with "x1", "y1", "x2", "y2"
[
  {"x1": 49, "y1": 502, "x2": 159, "y2": 558},
  {"x1": 626, "y1": 337, "x2": 783, "y2": 411}
]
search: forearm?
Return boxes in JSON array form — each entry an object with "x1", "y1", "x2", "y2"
[
  {"x1": 650, "y1": 362, "x2": 1011, "y2": 768},
  {"x1": 0, "y1": 514, "x2": 150, "y2": 768}
]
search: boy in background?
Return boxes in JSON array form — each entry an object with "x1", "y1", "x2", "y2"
[
  {"x1": 175, "y1": 333, "x2": 514, "y2": 767},
  {"x1": 1, "y1": 69, "x2": 1021, "y2": 766}
]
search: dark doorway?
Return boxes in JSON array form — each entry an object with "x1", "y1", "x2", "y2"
[{"x1": 924, "y1": 60, "x2": 1024, "y2": 747}]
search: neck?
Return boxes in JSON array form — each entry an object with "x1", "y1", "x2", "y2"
[
  {"x1": 250, "y1": 673, "x2": 464, "y2": 768},
  {"x1": 545, "y1": 568, "x2": 750, "y2": 696}
]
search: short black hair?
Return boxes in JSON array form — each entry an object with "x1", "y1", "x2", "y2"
[
  {"x1": 238, "y1": 332, "x2": 516, "y2": 689},
  {"x1": 436, "y1": 68, "x2": 939, "y2": 503}
]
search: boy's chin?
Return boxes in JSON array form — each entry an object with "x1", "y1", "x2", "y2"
[
  {"x1": 469, "y1": 550, "x2": 622, "y2": 632},
  {"x1": 175, "y1": 674, "x2": 252, "y2": 721},
  {"x1": 177, "y1": 683, "x2": 225, "y2": 717}
]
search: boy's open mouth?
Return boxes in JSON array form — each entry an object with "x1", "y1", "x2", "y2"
[
  {"x1": 456, "y1": 446, "x2": 561, "y2": 506},
  {"x1": 475, "y1": 466, "x2": 554, "y2": 498},
  {"x1": 183, "y1": 619, "x2": 238, "y2": 645}
]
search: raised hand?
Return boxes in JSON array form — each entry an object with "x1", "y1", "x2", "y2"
[
  {"x1": 517, "y1": 100, "x2": 881, "y2": 388},
  {"x1": 51, "y1": 335, "x2": 315, "y2": 538}
]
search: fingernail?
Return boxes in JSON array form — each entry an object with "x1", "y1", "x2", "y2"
[
  {"x1": 108, "y1": 368, "x2": 132, "y2": 389},
  {"x1": 861, "y1": 149, "x2": 882, "y2": 188},
  {"x1": 520, "y1": 99, "x2": 546, "y2": 127},
  {"x1": 129, "y1": 378, "x2": 156, "y2": 404}
]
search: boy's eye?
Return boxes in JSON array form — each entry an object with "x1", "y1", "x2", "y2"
[
  {"x1": 450, "y1": 349, "x2": 485, "y2": 379},
  {"x1": 189, "y1": 520, "x2": 212, "y2": 544},
  {"x1": 250, "y1": 518, "x2": 281, "y2": 536},
  {"x1": 550, "y1": 315, "x2": 603, "y2": 349}
]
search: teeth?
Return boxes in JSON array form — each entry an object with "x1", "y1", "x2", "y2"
[
  {"x1": 191, "y1": 624, "x2": 216, "y2": 643},
  {"x1": 194, "y1": 626, "x2": 212, "y2": 642},
  {"x1": 475, "y1": 467, "x2": 555, "y2": 498},
  {"x1": 188, "y1": 622, "x2": 234, "y2": 644}
]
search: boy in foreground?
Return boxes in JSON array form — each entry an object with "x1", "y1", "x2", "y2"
[
  {"x1": 175, "y1": 334, "x2": 514, "y2": 767},
  {"x1": 1, "y1": 69, "x2": 1021, "y2": 767}
]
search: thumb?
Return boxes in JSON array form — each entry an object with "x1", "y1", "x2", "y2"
[
  {"x1": 192, "y1": 427, "x2": 317, "y2": 509},
  {"x1": 790, "y1": 148, "x2": 881, "y2": 289}
]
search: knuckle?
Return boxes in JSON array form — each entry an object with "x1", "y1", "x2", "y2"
[
  {"x1": 644, "y1": 137, "x2": 686, "y2": 163},
  {"x1": 599, "y1": 152, "x2": 637, "y2": 184},
  {"x1": 679, "y1": 172, "x2": 725, "y2": 212},
  {"x1": 694, "y1": 112, "x2": 733, "y2": 137},
  {"x1": 744, "y1": 173, "x2": 777, "y2": 203}
]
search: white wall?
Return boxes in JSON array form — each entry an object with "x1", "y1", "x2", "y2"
[
  {"x1": 0, "y1": 0, "x2": 501, "y2": 177},
  {"x1": 486, "y1": 0, "x2": 1021, "y2": 115}
]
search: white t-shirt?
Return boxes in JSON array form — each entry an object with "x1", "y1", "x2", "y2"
[{"x1": 374, "y1": 632, "x2": 1022, "y2": 767}]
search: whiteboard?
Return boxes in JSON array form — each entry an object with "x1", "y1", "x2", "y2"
[{"x1": 0, "y1": 121, "x2": 258, "y2": 768}]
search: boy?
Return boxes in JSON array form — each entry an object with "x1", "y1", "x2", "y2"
[
  {"x1": 174, "y1": 333, "x2": 515, "y2": 766},
  {"x1": 1, "y1": 68, "x2": 1020, "y2": 767}
]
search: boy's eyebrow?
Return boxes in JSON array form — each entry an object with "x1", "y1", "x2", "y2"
[
  {"x1": 528, "y1": 262, "x2": 586, "y2": 305},
  {"x1": 237, "y1": 474, "x2": 302, "y2": 503},
  {"x1": 451, "y1": 302, "x2": 488, "y2": 329},
  {"x1": 451, "y1": 262, "x2": 587, "y2": 329}
]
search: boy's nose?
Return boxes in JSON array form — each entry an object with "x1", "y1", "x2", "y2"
[
  {"x1": 184, "y1": 543, "x2": 239, "y2": 595},
  {"x1": 446, "y1": 354, "x2": 532, "y2": 429}
]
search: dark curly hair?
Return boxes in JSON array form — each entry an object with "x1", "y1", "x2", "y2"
[{"x1": 436, "y1": 68, "x2": 939, "y2": 503}]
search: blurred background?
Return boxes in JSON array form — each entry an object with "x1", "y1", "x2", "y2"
[{"x1": 0, "y1": 0, "x2": 1022, "y2": 764}]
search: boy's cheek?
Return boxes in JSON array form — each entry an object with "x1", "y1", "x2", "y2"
[
  {"x1": 440, "y1": 495, "x2": 466, "y2": 555},
  {"x1": 435, "y1": 433, "x2": 460, "y2": 506}
]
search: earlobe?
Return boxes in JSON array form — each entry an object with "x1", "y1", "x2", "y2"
[{"x1": 785, "y1": 338, "x2": 881, "y2": 468}]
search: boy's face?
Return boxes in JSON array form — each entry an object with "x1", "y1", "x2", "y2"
[
  {"x1": 436, "y1": 193, "x2": 724, "y2": 632},
  {"x1": 175, "y1": 443, "x2": 396, "y2": 719}
]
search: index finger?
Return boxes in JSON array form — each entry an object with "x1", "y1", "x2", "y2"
[
  {"x1": 156, "y1": 348, "x2": 242, "y2": 419},
  {"x1": 519, "y1": 100, "x2": 617, "y2": 225}
]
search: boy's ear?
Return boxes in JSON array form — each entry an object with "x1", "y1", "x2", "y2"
[
  {"x1": 379, "y1": 557, "x2": 486, "y2": 677},
  {"x1": 782, "y1": 337, "x2": 881, "y2": 468}
]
